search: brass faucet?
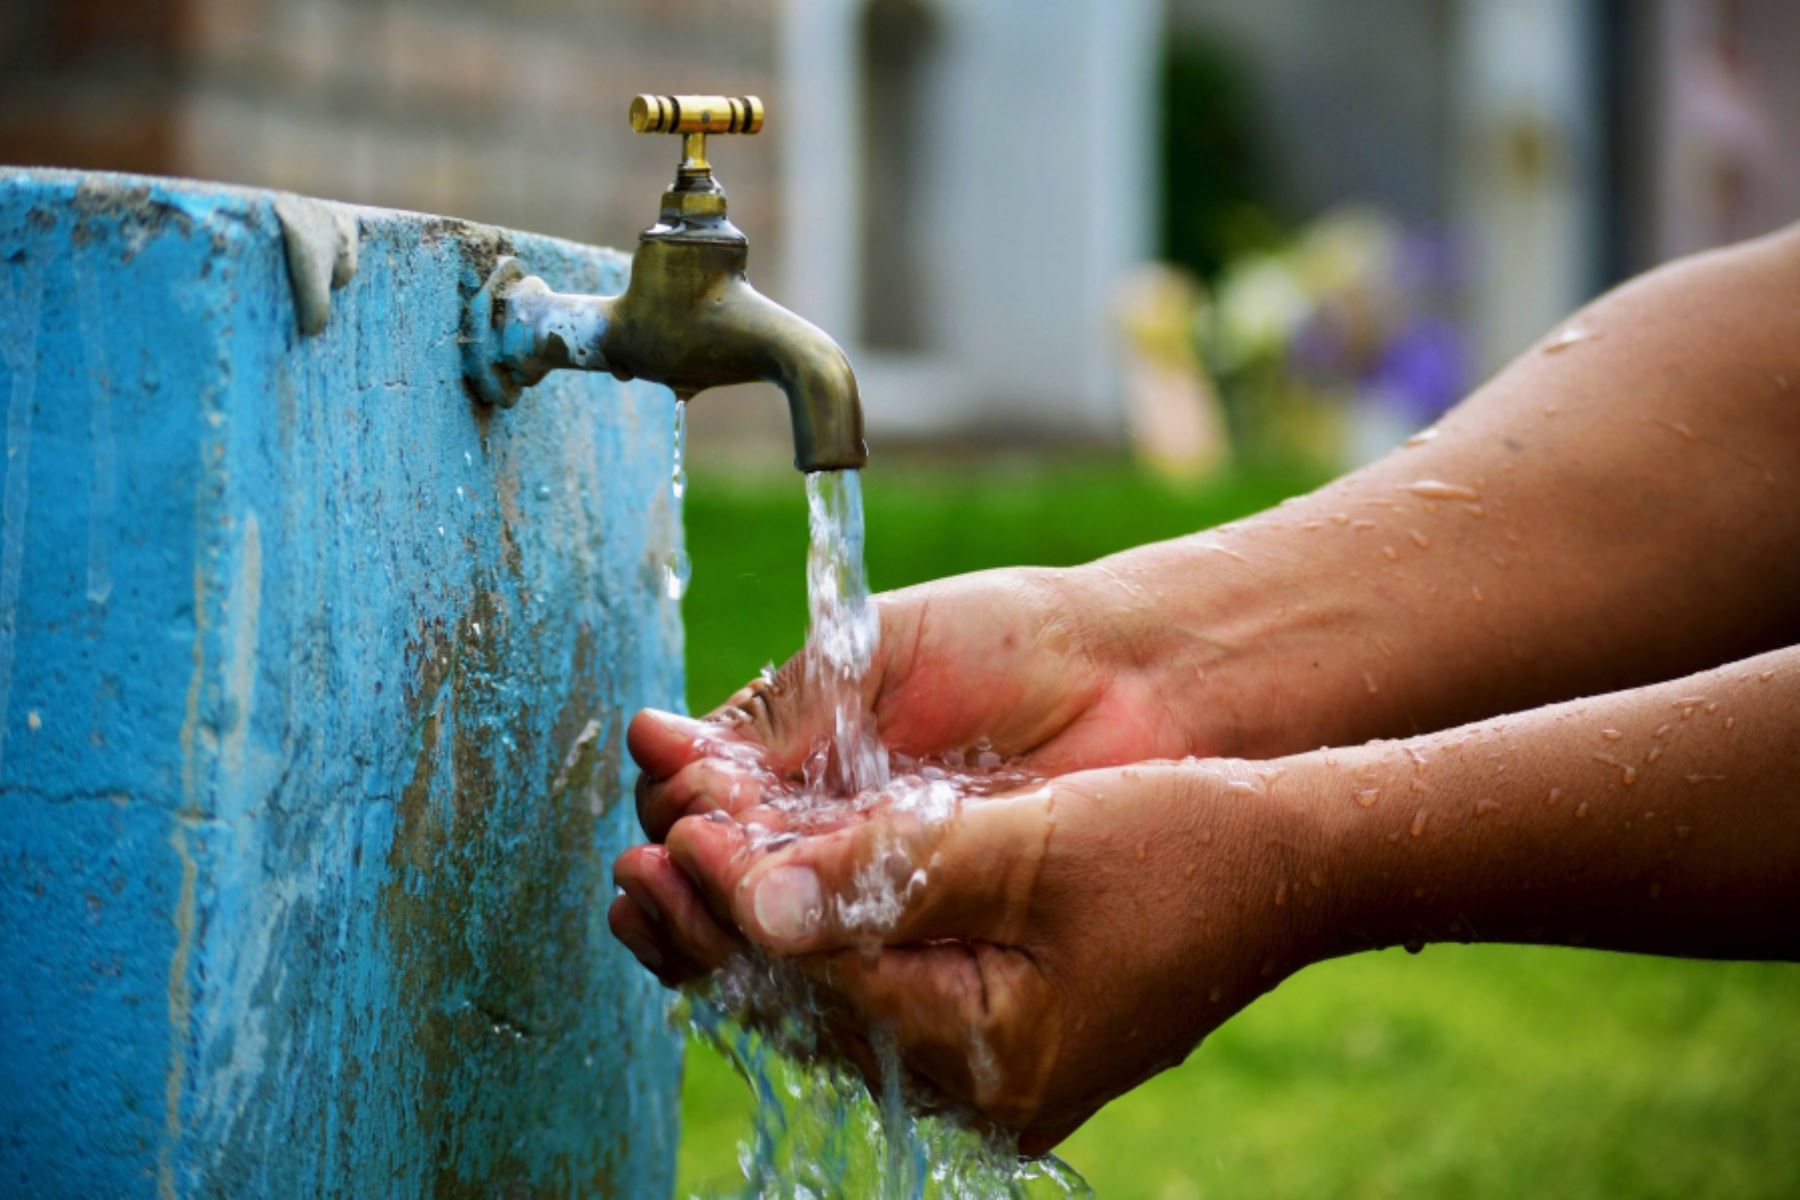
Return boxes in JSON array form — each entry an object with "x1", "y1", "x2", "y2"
[{"x1": 464, "y1": 94, "x2": 867, "y2": 473}]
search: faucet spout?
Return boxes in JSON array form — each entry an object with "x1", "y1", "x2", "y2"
[
  {"x1": 683, "y1": 278, "x2": 866, "y2": 473},
  {"x1": 462, "y1": 91, "x2": 867, "y2": 473}
]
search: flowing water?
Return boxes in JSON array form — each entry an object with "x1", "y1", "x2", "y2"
[
  {"x1": 674, "y1": 463, "x2": 1090, "y2": 1198},
  {"x1": 664, "y1": 400, "x2": 693, "y2": 601}
]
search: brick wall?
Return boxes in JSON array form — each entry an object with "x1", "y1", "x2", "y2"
[{"x1": 0, "y1": 0, "x2": 786, "y2": 274}]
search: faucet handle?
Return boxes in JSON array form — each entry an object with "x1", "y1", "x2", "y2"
[{"x1": 628, "y1": 94, "x2": 764, "y2": 136}]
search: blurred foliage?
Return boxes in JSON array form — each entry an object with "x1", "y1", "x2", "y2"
[
  {"x1": 674, "y1": 459, "x2": 1800, "y2": 1199},
  {"x1": 1158, "y1": 35, "x2": 1284, "y2": 283}
]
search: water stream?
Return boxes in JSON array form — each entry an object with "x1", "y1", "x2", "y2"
[{"x1": 674, "y1": 460, "x2": 1091, "y2": 1198}]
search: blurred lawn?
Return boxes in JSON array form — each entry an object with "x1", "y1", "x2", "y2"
[{"x1": 672, "y1": 456, "x2": 1800, "y2": 1199}]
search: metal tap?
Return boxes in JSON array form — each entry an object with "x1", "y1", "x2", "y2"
[{"x1": 464, "y1": 94, "x2": 867, "y2": 473}]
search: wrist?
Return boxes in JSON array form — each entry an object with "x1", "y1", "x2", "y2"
[{"x1": 1078, "y1": 534, "x2": 1389, "y2": 759}]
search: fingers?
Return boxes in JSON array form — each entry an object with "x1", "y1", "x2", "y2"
[
  {"x1": 666, "y1": 789, "x2": 1050, "y2": 956},
  {"x1": 626, "y1": 708, "x2": 712, "y2": 779},
  {"x1": 611, "y1": 843, "x2": 743, "y2": 986},
  {"x1": 637, "y1": 754, "x2": 774, "y2": 842},
  {"x1": 794, "y1": 941, "x2": 1061, "y2": 1133}
]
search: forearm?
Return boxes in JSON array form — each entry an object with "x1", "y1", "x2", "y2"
[
  {"x1": 1314, "y1": 643, "x2": 1800, "y2": 961},
  {"x1": 1088, "y1": 226, "x2": 1800, "y2": 756}
]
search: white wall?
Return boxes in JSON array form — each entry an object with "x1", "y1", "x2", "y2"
[{"x1": 781, "y1": 0, "x2": 1160, "y2": 441}]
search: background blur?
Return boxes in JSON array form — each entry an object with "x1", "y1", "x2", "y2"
[
  {"x1": 7, "y1": 0, "x2": 1800, "y2": 470},
  {"x1": 8, "y1": 2, "x2": 1799, "y2": 1197}
]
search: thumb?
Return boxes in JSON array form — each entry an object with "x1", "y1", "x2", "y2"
[{"x1": 667, "y1": 786, "x2": 1051, "y2": 956}]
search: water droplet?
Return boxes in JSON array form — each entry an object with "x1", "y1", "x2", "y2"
[
  {"x1": 1404, "y1": 428, "x2": 1439, "y2": 447},
  {"x1": 1575, "y1": 801, "x2": 1590, "y2": 818},
  {"x1": 1302, "y1": 520, "x2": 1323, "y2": 532},
  {"x1": 1382, "y1": 544, "x2": 1399, "y2": 561},
  {"x1": 1409, "y1": 529, "x2": 1432, "y2": 550},
  {"x1": 1363, "y1": 672, "x2": 1380, "y2": 695},
  {"x1": 536, "y1": 483, "x2": 551, "y2": 500},
  {"x1": 1544, "y1": 787, "x2": 1563, "y2": 808},
  {"x1": 1273, "y1": 879, "x2": 1288, "y2": 907},
  {"x1": 1722, "y1": 716, "x2": 1736, "y2": 731},
  {"x1": 26, "y1": 710, "x2": 41, "y2": 732},
  {"x1": 1352, "y1": 519, "x2": 1377, "y2": 531},
  {"x1": 1645, "y1": 745, "x2": 1663, "y2": 765},
  {"x1": 1469, "y1": 584, "x2": 1485, "y2": 603},
  {"x1": 1600, "y1": 728, "x2": 1623, "y2": 741},
  {"x1": 1474, "y1": 798, "x2": 1501, "y2": 816},
  {"x1": 663, "y1": 548, "x2": 691, "y2": 600},
  {"x1": 1544, "y1": 325, "x2": 1597, "y2": 353},
  {"x1": 1401, "y1": 480, "x2": 1482, "y2": 502},
  {"x1": 1759, "y1": 669, "x2": 1775, "y2": 683},
  {"x1": 1410, "y1": 808, "x2": 1429, "y2": 838}
]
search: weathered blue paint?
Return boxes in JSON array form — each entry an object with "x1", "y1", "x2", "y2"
[{"x1": 0, "y1": 169, "x2": 684, "y2": 1198}]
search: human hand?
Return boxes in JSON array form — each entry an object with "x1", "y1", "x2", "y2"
[
  {"x1": 623, "y1": 757, "x2": 1344, "y2": 1154},
  {"x1": 627, "y1": 567, "x2": 1206, "y2": 843}
]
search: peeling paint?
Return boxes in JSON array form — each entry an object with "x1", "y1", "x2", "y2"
[
  {"x1": 274, "y1": 194, "x2": 360, "y2": 336},
  {"x1": 0, "y1": 169, "x2": 683, "y2": 1197}
]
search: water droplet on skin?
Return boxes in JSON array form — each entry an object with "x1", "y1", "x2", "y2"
[
  {"x1": 1722, "y1": 716, "x2": 1735, "y2": 731},
  {"x1": 1352, "y1": 519, "x2": 1377, "y2": 531},
  {"x1": 1704, "y1": 701, "x2": 1719, "y2": 715},
  {"x1": 1600, "y1": 729, "x2": 1623, "y2": 741},
  {"x1": 1363, "y1": 672, "x2": 1380, "y2": 696},
  {"x1": 1401, "y1": 480, "x2": 1482, "y2": 502},
  {"x1": 1575, "y1": 801, "x2": 1590, "y2": 818},
  {"x1": 1464, "y1": 504, "x2": 1486, "y2": 519},
  {"x1": 1685, "y1": 772, "x2": 1727, "y2": 784},
  {"x1": 1675, "y1": 825, "x2": 1692, "y2": 839},
  {"x1": 1409, "y1": 529, "x2": 1432, "y2": 550},
  {"x1": 1382, "y1": 544, "x2": 1400, "y2": 561},
  {"x1": 1273, "y1": 880, "x2": 1288, "y2": 907},
  {"x1": 1404, "y1": 428, "x2": 1439, "y2": 447},
  {"x1": 1330, "y1": 512, "x2": 1351, "y2": 526},
  {"x1": 1198, "y1": 829, "x2": 1213, "y2": 846},
  {"x1": 1653, "y1": 724, "x2": 1673, "y2": 740},
  {"x1": 1759, "y1": 669, "x2": 1775, "y2": 683},
  {"x1": 1544, "y1": 787, "x2": 1563, "y2": 808},
  {"x1": 1544, "y1": 326, "x2": 1597, "y2": 353},
  {"x1": 1470, "y1": 584, "x2": 1485, "y2": 603},
  {"x1": 1410, "y1": 808, "x2": 1429, "y2": 838},
  {"x1": 1302, "y1": 521, "x2": 1322, "y2": 532},
  {"x1": 1543, "y1": 404, "x2": 1560, "y2": 418},
  {"x1": 1645, "y1": 746, "x2": 1663, "y2": 764},
  {"x1": 1474, "y1": 798, "x2": 1501, "y2": 816}
]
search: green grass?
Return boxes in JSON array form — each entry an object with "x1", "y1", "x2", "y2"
[{"x1": 672, "y1": 456, "x2": 1800, "y2": 1199}]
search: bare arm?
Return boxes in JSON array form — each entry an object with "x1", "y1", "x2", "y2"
[
  {"x1": 1101, "y1": 225, "x2": 1800, "y2": 756},
  {"x1": 1319, "y1": 643, "x2": 1800, "y2": 962}
]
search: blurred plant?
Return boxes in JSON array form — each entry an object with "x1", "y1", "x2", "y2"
[
  {"x1": 1115, "y1": 264, "x2": 1228, "y2": 484},
  {"x1": 1198, "y1": 207, "x2": 1469, "y2": 469}
]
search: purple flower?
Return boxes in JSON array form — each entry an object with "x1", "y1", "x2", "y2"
[{"x1": 1368, "y1": 317, "x2": 1467, "y2": 423}]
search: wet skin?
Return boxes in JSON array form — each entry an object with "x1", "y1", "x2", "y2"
[{"x1": 611, "y1": 225, "x2": 1800, "y2": 1151}]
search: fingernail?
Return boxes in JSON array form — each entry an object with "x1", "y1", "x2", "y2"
[
  {"x1": 620, "y1": 933, "x2": 664, "y2": 970},
  {"x1": 643, "y1": 709, "x2": 703, "y2": 737},
  {"x1": 753, "y1": 866, "x2": 822, "y2": 945}
]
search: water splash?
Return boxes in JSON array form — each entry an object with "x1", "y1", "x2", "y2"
[{"x1": 682, "y1": 468, "x2": 1089, "y2": 1197}]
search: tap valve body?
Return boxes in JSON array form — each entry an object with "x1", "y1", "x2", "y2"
[{"x1": 462, "y1": 94, "x2": 866, "y2": 473}]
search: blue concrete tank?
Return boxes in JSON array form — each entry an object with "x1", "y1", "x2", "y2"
[{"x1": 0, "y1": 169, "x2": 684, "y2": 1197}]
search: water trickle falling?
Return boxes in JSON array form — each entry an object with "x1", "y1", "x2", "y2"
[
  {"x1": 679, "y1": 467, "x2": 1084, "y2": 1197},
  {"x1": 804, "y1": 469, "x2": 888, "y2": 797},
  {"x1": 663, "y1": 399, "x2": 691, "y2": 601}
]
